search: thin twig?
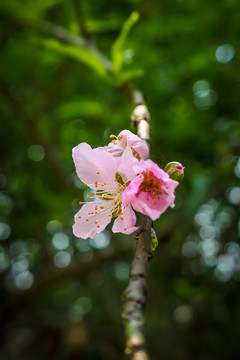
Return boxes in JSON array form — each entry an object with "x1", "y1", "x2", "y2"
[
  {"x1": 32, "y1": 20, "x2": 113, "y2": 72},
  {"x1": 121, "y1": 92, "x2": 153, "y2": 360}
]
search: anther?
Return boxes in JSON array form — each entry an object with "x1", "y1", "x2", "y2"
[
  {"x1": 124, "y1": 228, "x2": 127, "y2": 231},
  {"x1": 109, "y1": 134, "x2": 115, "y2": 138},
  {"x1": 97, "y1": 225, "x2": 100, "y2": 228},
  {"x1": 85, "y1": 184, "x2": 88, "y2": 187},
  {"x1": 78, "y1": 216, "x2": 81, "y2": 218},
  {"x1": 95, "y1": 221, "x2": 98, "y2": 224},
  {"x1": 91, "y1": 192, "x2": 95, "y2": 196},
  {"x1": 79, "y1": 201, "x2": 83, "y2": 205},
  {"x1": 100, "y1": 206, "x2": 104, "y2": 209},
  {"x1": 87, "y1": 195, "x2": 90, "y2": 198},
  {"x1": 120, "y1": 217, "x2": 124, "y2": 220},
  {"x1": 96, "y1": 170, "x2": 100, "y2": 175},
  {"x1": 86, "y1": 219, "x2": 89, "y2": 221}
]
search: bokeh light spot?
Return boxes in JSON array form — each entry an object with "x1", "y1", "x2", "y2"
[
  {"x1": 215, "y1": 44, "x2": 235, "y2": 64},
  {"x1": 15, "y1": 271, "x2": 34, "y2": 290},
  {"x1": 54, "y1": 251, "x2": 71, "y2": 268},
  {"x1": 0, "y1": 222, "x2": 11, "y2": 240},
  {"x1": 174, "y1": 305, "x2": 193, "y2": 324},
  {"x1": 27, "y1": 144, "x2": 45, "y2": 162},
  {"x1": 89, "y1": 230, "x2": 110, "y2": 249},
  {"x1": 226, "y1": 187, "x2": 240, "y2": 205},
  {"x1": 52, "y1": 232, "x2": 69, "y2": 250},
  {"x1": 46, "y1": 220, "x2": 62, "y2": 234}
]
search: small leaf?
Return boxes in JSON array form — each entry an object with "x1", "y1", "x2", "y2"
[
  {"x1": 151, "y1": 236, "x2": 158, "y2": 251},
  {"x1": 115, "y1": 68, "x2": 144, "y2": 86},
  {"x1": 151, "y1": 228, "x2": 158, "y2": 251},
  {"x1": 39, "y1": 38, "x2": 110, "y2": 80},
  {"x1": 111, "y1": 12, "x2": 139, "y2": 75}
]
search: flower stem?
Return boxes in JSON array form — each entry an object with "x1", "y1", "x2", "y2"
[{"x1": 122, "y1": 95, "x2": 153, "y2": 359}]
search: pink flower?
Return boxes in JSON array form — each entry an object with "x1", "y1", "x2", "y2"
[
  {"x1": 72, "y1": 143, "x2": 138, "y2": 239},
  {"x1": 103, "y1": 130, "x2": 149, "y2": 160},
  {"x1": 122, "y1": 159, "x2": 179, "y2": 221}
]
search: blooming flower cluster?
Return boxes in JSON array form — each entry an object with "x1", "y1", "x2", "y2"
[{"x1": 73, "y1": 130, "x2": 183, "y2": 239}]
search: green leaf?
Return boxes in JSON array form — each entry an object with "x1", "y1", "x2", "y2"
[
  {"x1": 115, "y1": 68, "x2": 144, "y2": 86},
  {"x1": 151, "y1": 236, "x2": 158, "y2": 251},
  {"x1": 40, "y1": 38, "x2": 110, "y2": 80},
  {"x1": 111, "y1": 11, "x2": 139, "y2": 75}
]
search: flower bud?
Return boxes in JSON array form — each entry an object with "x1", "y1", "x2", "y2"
[{"x1": 164, "y1": 162, "x2": 184, "y2": 182}]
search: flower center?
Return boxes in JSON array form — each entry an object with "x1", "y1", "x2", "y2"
[{"x1": 140, "y1": 169, "x2": 167, "y2": 198}]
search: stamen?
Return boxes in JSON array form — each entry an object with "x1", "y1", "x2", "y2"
[{"x1": 95, "y1": 181, "x2": 98, "y2": 187}]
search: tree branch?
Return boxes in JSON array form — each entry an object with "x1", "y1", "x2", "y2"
[
  {"x1": 32, "y1": 20, "x2": 113, "y2": 72},
  {"x1": 121, "y1": 93, "x2": 153, "y2": 360}
]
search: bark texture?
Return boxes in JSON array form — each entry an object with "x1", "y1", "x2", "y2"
[{"x1": 122, "y1": 92, "x2": 153, "y2": 360}]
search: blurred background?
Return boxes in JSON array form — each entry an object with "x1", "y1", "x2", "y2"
[{"x1": 0, "y1": 0, "x2": 240, "y2": 359}]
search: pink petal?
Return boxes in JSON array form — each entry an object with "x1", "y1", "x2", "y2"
[
  {"x1": 112, "y1": 205, "x2": 138, "y2": 234},
  {"x1": 130, "y1": 191, "x2": 174, "y2": 221},
  {"x1": 72, "y1": 143, "x2": 118, "y2": 191},
  {"x1": 73, "y1": 201, "x2": 112, "y2": 239},
  {"x1": 123, "y1": 159, "x2": 179, "y2": 221},
  {"x1": 119, "y1": 130, "x2": 149, "y2": 160},
  {"x1": 133, "y1": 159, "x2": 169, "y2": 179},
  {"x1": 122, "y1": 175, "x2": 142, "y2": 206},
  {"x1": 117, "y1": 147, "x2": 137, "y2": 182}
]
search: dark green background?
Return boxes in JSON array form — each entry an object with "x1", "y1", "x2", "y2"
[{"x1": 0, "y1": 0, "x2": 240, "y2": 359}]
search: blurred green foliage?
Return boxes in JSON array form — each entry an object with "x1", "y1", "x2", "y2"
[{"x1": 0, "y1": 0, "x2": 240, "y2": 359}]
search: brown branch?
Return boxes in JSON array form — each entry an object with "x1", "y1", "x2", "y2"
[
  {"x1": 121, "y1": 92, "x2": 153, "y2": 360},
  {"x1": 6, "y1": 244, "x2": 131, "y2": 308}
]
